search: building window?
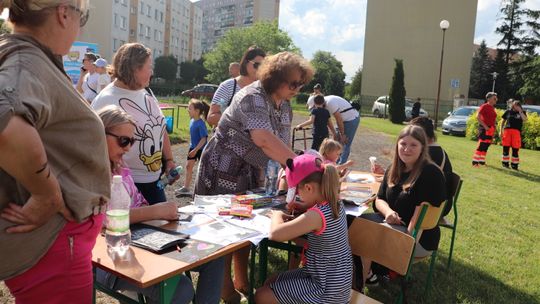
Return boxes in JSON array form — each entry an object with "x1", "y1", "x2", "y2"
[
  {"x1": 121, "y1": 16, "x2": 127, "y2": 30},
  {"x1": 139, "y1": 23, "x2": 144, "y2": 36},
  {"x1": 121, "y1": 0, "x2": 127, "y2": 6},
  {"x1": 114, "y1": 13, "x2": 118, "y2": 27},
  {"x1": 145, "y1": 26, "x2": 150, "y2": 38},
  {"x1": 155, "y1": 9, "x2": 158, "y2": 20},
  {"x1": 147, "y1": 5, "x2": 151, "y2": 17},
  {"x1": 130, "y1": 29, "x2": 135, "y2": 37},
  {"x1": 131, "y1": 6, "x2": 136, "y2": 14},
  {"x1": 140, "y1": 1, "x2": 145, "y2": 14},
  {"x1": 160, "y1": 12, "x2": 164, "y2": 23},
  {"x1": 113, "y1": 38, "x2": 118, "y2": 52}
]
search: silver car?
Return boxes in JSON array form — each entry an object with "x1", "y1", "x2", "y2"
[
  {"x1": 371, "y1": 96, "x2": 428, "y2": 120},
  {"x1": 442, "y1": 106, "x2": 479, "y2": 136}
]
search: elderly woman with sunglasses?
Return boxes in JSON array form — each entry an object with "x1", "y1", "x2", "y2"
[
  {"x1": 195, "y1": 51, "x2": 314, "y2": 303},
  {"x1": 207, "y1": 46, "x2": 266, "y2": 127},
  {"x1": 92, "y1": 43, "x2": 179, "y2": 205},
  {"x1": 0, "y1": 1, "x2": 111, "y2": 303},
  {"x1": 94, "y1": 105, "x2": 225, "y2": 304}
]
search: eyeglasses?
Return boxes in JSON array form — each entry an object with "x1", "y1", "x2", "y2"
[
  {"x1": 106, "y1": 132, "x2": 136, "y2": 148},
  {"x1": 68, "y1": 5, "x2": 90, "y2": 27},
  {"x1": 249, "y1": 60, "x2": 261, "y2": 70},
  {"x1": 288, "y1": 80, "x2": 305, "y2": 91}
]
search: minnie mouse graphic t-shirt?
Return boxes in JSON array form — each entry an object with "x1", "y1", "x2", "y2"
[{"x1": 92, "y1": 85, "x2": 166, "y2": 183}]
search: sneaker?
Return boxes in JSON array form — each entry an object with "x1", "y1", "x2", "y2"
[
  {"x1": 175, "y1": 187, "x2": 191, "y2": 197},
  {"x1": 365, "y1": 273, "x2": 379, "y2": 286}
]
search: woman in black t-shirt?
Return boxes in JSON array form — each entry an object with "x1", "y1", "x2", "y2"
[
  {"x1": 360, "y1": 125, "x2": 446, "y2": 284},
  {"x1": 500, "y1": 100, "x2": 527, "y2": 170}
]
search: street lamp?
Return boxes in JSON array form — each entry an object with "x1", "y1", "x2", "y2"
[
  {"x1": 434, "y1": 19, "x2": 449, "y2": 130},
  {"x1": 491, "y1": 71, "x2": 498, "y2": 92}
]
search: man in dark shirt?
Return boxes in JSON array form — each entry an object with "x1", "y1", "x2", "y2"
[
  {"x1": 500, "y1": 100, "x2": 527, "y2": 170},
  {"x1": 472, "y1": 92, "x2": 498, "y2": 166}
]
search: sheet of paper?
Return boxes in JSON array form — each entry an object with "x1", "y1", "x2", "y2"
[
  {"x1": 344, "y1": 204, "x2": 369, "y2": 217},
  {"x1": 346, "y1": 173, "x2": 375, "y2": 184},
  {"x1": 178, "y1": 218, "x2": 260, "y2": 246}
]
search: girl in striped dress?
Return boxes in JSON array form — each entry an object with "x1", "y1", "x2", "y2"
[{"x1": 255, "y1": 154, "x2": 353, "y2": 304}]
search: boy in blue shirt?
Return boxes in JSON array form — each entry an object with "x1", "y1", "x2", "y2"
[{"x1": 296, "y1": 95, "x2": 336, "y2": 150}]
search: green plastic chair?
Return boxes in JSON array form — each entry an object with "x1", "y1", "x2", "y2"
[{"x1": 438, "y1": 172, "x2": 463, "y2": 270}]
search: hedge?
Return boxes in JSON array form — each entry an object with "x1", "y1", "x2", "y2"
[{"x1": 466, "y1": 110, "x2": 540, "y2": 150}]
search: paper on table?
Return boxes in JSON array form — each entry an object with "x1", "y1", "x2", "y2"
[
  {"x1": 346, "y1": 173, "x2": 375, "y2": 183},
  {"x1": 221, "y1": 213, "x2": 271, "y2": 245},
  {"x1": 193, "y1": 194, "x2": 233, "y2": 206},
  {"x1": 178, "y1": 217, "x2": 260, "y2": 246},
  {"x1": 178, "y1": 204, "x2": 219, "y2": 214},
  {"x1": 344, "y1": 204, "x2": 369, "y2": 217}
]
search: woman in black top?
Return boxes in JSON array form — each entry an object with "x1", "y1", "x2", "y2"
[
  {"x1": 361, "y1": 125, "x2": 446, "y2": 284},
  {"x1": 410, "y1": 117, "x2": 454, "y2": 216},
  {"x1": 500, "y1": 100, "x2": 527, "y2": 170}
]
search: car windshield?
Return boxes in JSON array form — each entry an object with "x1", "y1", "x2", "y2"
[{"x1": 453, "y1": 107, "x2": 476, "y2": 116}]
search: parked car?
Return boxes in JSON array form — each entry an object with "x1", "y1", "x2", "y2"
[
  {"x1": 442, "y1": 106, "x2": 479, "y2": 136},
  {"x1": 181, "y1": 84, "x2": 218, "y2": 100},
  {"x1": 522, "y1": 105, "x2": 540, "y2": 115},
  {"x1": 371, "y1": 96, "x2": 428, "y2": 120}
]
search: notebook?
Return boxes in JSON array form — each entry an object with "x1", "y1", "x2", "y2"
[{"x1": 130, "y1": 224, "x2": 189, "y2": 254}]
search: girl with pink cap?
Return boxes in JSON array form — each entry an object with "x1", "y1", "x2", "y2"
[{"x1": 255, "y1": 154, "x2": 352, "y2": 304}]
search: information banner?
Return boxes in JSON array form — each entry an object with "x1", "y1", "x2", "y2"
[{"x1": 62, "y1": 41, "x2": 99, "y2": 85}]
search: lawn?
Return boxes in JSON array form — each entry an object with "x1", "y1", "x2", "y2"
[{"x1": 351, "y1": 117, "x2": 540, "y2": 304}]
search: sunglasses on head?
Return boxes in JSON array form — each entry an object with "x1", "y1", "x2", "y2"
[
  {"x1": 106, "y1": 132, "x2": 136, "y2": 148},
  {"x1": 67, "y1": 5, "x2": 90, "y2": 27},
  {"x1": 288, "y1": 81, "x2": 305, "y2": 91},
  {"x1": 249, "y1": 60, "x2": 261, "y2": 70}
]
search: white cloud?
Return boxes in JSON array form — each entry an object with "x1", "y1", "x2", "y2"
[
  {"x1": 286, "y1": 9, "x2": 328, "y2": 38},
  {"x1": 331, "y1": 23, "x2": 364, "y2": 45},
  {"x1": 477, "y1": 0, "x2": 501, "y2": 12},
  {"x1": 334, "y1": 50, "x2": 363, "y2": 82}
]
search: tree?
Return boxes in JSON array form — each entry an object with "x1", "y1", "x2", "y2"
[
  {"x1": 307, "y1": 51, "x2": 346, "y2": 97},
  {"x1": 517, "y1": 56, "x2": 540, "y2": 102},
  {"x1": 154, "y1": 55, "x2": 178, "y2": 81},
  {"x1": 469, "y1": 41, "x2": 494, "y2": 99},
  {"x1": 388, "y1": 59, "x2": 406, "y2": 124},
  {"x1": 203, "y1": 20, "x2": 300, "y2": 83},
  {"x1": 348, "y1": 67, "x2": 362, "y2": 98},
  {"x1": 0, "y1": 20, "x2": 10, "y2": 35},
  {"x1": 180, "y1": 58, "x2": 208, "y2": 85},
  {"x1": 493, "y1": 49, "x2": 511, "y2": 102},
  {"x1": 496, "y1": 0, "x2": 527, "y2": 66}
]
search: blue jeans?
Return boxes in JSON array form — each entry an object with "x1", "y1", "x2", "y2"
[
  {"x1": 96, "y1": 257, "x2": 225, "y2": 304},
  {"x1": 338, "y1": 116, "x2": 360, "y2": 164},
  {"x1": 135, "y1": 180, "x2": 167, "y2": 205}
]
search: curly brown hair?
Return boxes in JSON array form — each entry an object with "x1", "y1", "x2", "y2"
[
  {"x1": 257, "y1": 52, "x2": 314, "y2": 96},
  {"x1": 113, "y1": 43, "x2": 152, "y2": 90}
]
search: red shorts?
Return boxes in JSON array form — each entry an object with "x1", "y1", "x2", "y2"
[
  {"x1": 5, "y1": 214, "x2": 104, "y2": 304},
  {"x1": 502, "y1": 128, "x2": 521, "y2": 149}
]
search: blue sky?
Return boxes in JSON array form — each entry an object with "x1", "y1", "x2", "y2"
[{"x1": 278, "y1": 0, "x2": 540, "y2": 81}]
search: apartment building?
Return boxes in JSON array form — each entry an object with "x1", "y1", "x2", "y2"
[
  {"x1": 196, "y1": 0, "x2": 280, "y2": 52},
  {"x1": 362, "y1": 0, "x2": 478, "y2": 113},
  {"x1": 78, "y1": 0, "x2": 202, "y2": 63}
]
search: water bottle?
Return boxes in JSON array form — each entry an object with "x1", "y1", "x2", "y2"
[
  {"x1": 218, "y1": 98, "x2": 227, "y2": 113},
  {"x1": 265, "y1": 160, "x2": 280, "y2": 196},
  {"x1": 106, "y1": 175, "x2": 131, "y2": 256},
  {"x1": 157, "y1": 165, "x2": 183, "y2": 190}
]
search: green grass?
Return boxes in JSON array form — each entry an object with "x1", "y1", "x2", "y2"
[{"x1": 348, "y1": 117, "x2": 540, "y2": 303}]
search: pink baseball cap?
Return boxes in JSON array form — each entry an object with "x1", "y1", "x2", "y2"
[{"x1": 285, "y1": 154, "x2": 325, "y2": 188}]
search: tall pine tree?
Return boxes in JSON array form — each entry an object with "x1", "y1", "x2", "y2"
[
  {"x1": 469, "y1": 41, "x2": 494, "y2": 99},
  {"x1": 388, "y1": 59, "x2": 406, "y2": 124}
]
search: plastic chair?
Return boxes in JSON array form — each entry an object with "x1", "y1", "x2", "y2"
[
  {"x1": 348, "y1": 217, "x2": 415, "y2": 304},
  {"x1": 438, "y1": 172, "x2": 463, "y2": 269}
]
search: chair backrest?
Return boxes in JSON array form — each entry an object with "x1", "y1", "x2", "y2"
[
  {"x1": 348, "y1": 217, "x2": 415, "y2": 276},
  {"x1": 408, "y1": 201, "x2": 446, "y2": 239},
  {"x1": 448, "y1": 172, "x2": 463, "y2": 201}
]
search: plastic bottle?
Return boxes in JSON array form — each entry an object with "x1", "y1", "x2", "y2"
[
  {"x1": 157, "y1": 165, "x2": 183, "y2": 190},
  {"x1": 106, "y1": 175, "x2": 131, "y2": 256},
  {"x1": 265, "y1": 160, "x2": 280, "y2": 196},
  {"x1": 218, "y1": 98, "x2": 227, "y2": 113}
]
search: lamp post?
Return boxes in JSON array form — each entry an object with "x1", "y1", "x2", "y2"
[
  {"x1": 491, "y1": 71, "x2": 498, "y2": 92},
  {"x1": 434, "y1": 19, "x2": 449, "y2": 130}
]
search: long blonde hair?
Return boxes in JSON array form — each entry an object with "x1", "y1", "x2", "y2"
[
  {"x1": 387, "y1": 125, "x2": 431, "y2": 191},
  {"x1": 298, "y1": 161, "x2": 341, "y2": 219}
]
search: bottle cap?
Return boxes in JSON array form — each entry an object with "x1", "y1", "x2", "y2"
[{"x1": 112, "y1": 175, "x2": 122, "y2": 183}]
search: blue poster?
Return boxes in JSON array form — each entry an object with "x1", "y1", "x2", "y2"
[{"x1": 62, "y1": 41, "x2": 99, "y2": 85}]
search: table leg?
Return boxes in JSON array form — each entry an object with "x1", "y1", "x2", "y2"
[
  {"x1": 159, "y1": 275, "x2": 180, "y2": 304},
  {"x1": 249, "y1": 244, "x2": 257, "y2": 304},
  {"x1": 176, "y1": 106, "x2": 180, "y2": 129}
]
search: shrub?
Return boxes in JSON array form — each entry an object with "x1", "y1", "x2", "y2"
[
  {"x1": 467, "y1": 109, "x2": 540, "y2": 150},
  {"x1": 295, "y1": 92, "x2": 309, "y2": 104}
]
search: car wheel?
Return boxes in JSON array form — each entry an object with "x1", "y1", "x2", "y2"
[
  {"x1": 373, "y1": 109, "x2": 381, "y2": 118},
  {"x1": 442, "y1": 130, "x2": 449, "y2": 135}
]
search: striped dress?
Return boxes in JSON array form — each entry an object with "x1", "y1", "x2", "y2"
[{"x1": 270, "y1": 202, "x2": 352, "y2": 303}]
